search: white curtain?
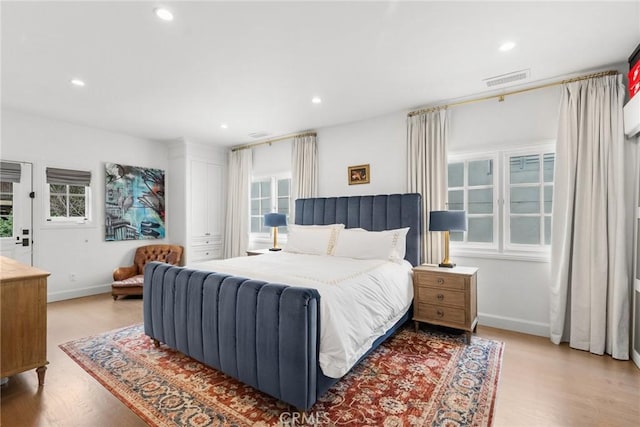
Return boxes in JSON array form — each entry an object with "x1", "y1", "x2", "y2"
[
  {"x1": 550, "y1": 74, "x2": 631, "y2": 359},
  {"x1": 407, "y1": 109, "x2": 449, "y2": 264},
  {"x1": 223, "y1": 148, "x2": 252, "y2": 258},
  {"x1": 291, "y1": 134, "x2": 318, "y2": 218}
]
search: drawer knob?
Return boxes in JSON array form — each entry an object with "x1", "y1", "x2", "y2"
[
  {"x1": 437, "y1": 310, "x2": 445, "y2": 317},
  {"x1": 437, "y1": 293, "x2": 444, "y2": 301},
  {"x1": 437, "y1": 278, "x2": 444, "y2": 284}
]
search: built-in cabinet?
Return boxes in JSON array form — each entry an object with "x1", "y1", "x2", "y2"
[
  {"x1": 189, "y1": 159, "x2": 223, "y2": 262},
  {"x1": 633, "y1": 171, "x2": 640, "y2": 370},
  {"x1": 168, "y1": 140, "x2": 226, "y2": 264},
  {"x1": 624, "y1": 93, "x2": 640, "y2": 138},
  {"x1": 626, "y1": 94, "x2": 640, "y2": 370}
]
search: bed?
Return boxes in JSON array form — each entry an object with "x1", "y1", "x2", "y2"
[{"x1": 143, "y1": 193, "x2": 422, "y2": 410}]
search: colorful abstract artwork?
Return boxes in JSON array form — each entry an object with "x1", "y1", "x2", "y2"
[{"x1": 105, "y1": 163, "x2": 165, "y2": 241}]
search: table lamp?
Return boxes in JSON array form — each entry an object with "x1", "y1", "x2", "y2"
[
  {"x1": 264, "y1": 212, "x2": 287, "y2": 251},
  {"x1": 429, "y1": 210, "x2": 467, "y2": 268}
]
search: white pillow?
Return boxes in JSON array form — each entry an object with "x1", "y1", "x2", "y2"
[
  {"x1": 333, "y1": 227, "x2": 410, "y2": 262},
  {"x1": 283, "y1": 224, "x2": 345, "y2": 255}
]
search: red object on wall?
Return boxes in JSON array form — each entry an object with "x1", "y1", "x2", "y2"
[
  {"x1": 630, "y1": 80, "x2": 640, "y2": 100},
  {"x1": 629, "y1": 42, "x2": 640, "y2": 99},
  {"x1": 629, "y1": 61, "x2": 640, "y2": 86}
]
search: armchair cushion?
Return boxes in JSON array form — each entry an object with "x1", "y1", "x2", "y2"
[
  {"x1": 112, "y1": 274, "x2": 144, "y2": 288},
  {"x1": 112, "y1": 244, "x2": 183, "y2": 300}
]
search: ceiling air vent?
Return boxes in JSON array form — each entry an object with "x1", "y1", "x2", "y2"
[
  {"x1": 483, "y1": 69, "x2": 530, "y2": 88},
  {"x1": 248, "y1": 131, "x2": 271, "y2": 139}
]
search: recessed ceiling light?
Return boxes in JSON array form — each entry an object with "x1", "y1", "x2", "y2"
[
  {"x1": 154, "y1": 7, "x2": 174, "y2": 21},
  {"x1": 220, "y1": 123, "x2": 228, "y2": 129},
  {"x1": 499, "y1": 41, "x2": 516, "y2": 52},
  {"x1": 70, "y1": 78, "x2": 85, "y2": 87},
  {"x1": 311, "y1": 96, "x2": 322, "y2": 104}
]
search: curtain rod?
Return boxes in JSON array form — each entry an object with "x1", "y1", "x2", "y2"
[
  {"x1": 407, "y1": 70, "x2": 619, "y2": 117},
  {"x1": 231, "y1": 131, "x2": 317, "y2": 152}
]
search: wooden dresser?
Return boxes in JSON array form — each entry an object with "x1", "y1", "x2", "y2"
[
  {"x1": 0, "y1": 256, "x2": 49, "y2": 385},
  {"x1": 412, "y1": 264, "x2": 478, "y2": 343}
]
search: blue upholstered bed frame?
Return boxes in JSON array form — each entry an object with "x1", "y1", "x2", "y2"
[{"x1": 143, "y1": 193, "x2": 422, "y2": 410}]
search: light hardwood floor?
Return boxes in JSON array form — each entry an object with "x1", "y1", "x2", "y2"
[{"x1": 1, "y1": 293, "x2": 639, "y2": 426}]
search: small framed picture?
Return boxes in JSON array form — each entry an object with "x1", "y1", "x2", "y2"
[{"x1": 348, "y1": 164, "x2": 370, "y2": 185}]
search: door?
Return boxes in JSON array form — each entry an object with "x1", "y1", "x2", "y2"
[
  {"x1": 190, "y1": 160, "x2": 208, "y2": 238},
  {"x1": 0, "y1": 161, "x2": 33, "y2": 265},
  {"x1": 190, "y1": 159, "x2": 222, "y2": 237}
]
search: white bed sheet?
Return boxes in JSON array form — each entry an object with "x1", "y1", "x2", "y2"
[{"x1": 189, "y1": 252, "x2": 413, "y2": 378}]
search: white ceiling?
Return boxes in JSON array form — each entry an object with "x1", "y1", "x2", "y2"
[{"x1": 2, "y1": 1, "x2": 639, "y2": 146}]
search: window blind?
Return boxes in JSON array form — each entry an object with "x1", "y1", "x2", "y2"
[
  {"x1": 46, "y1": 167, "x2": 91, "y2": 186},
  {"x1": 0, "y1": 161, "x2": 21, "y2": 183}
]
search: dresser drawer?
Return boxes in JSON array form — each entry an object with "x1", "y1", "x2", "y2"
[
  {"x1": 417, "y1": 303, "x2": 466, "y2": 325},
  {"x1": 192, "y1": 235, "x2": 222, "y2": 247},
  {"x1": 416, "y1": 287, "x2": 465, "y2": 308},
  {"x1": 189, "y1": 245, "x2": 222, "y2": 262},
  {"x1": 414, "y1": 271, "x2": 465, "y2": 290}
]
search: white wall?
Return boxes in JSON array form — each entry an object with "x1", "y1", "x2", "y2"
[
  {"x1": 314, "y1": 85, "x2": 563, "y2": 336},
  {"x1": 448, "y1": 86, "x2": 560, "y2": 150},
  {"x1": 1, "y1": 109, "x2": 169, "y2": 301},
  {"x1": 252, "y1": 139, "x2": 291, "y2": 176},
  {"x1": 317, "y1": 111, "x2": 407, "y2": 196}
]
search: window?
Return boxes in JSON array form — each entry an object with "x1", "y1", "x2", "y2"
[
  {"x1": 45, "y1": 167, "x2": 92, "y2": 223},
  {"x1": 448, "y1": 157, "x2": 497, "y2": 246},
  {"x1": 0, "y1": 181, "x2": 13, "y2": 238},
  {"x1": 47, "y1": 184, "x2": 89, "y2": 220},
  {"x1": 448, "y1": 145, "x2": 555, "y2": 259},
  {"x1": 250, "y1": 174, "x2": 291, "y2": 236},
  {"x1": 506, "y1": 153, "x2": 554, "y2": 248}
]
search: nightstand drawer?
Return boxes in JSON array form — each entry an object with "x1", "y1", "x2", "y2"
[
  {"x1": 414, "y1": 272, "x2": 465, "y2": 290},
  {"x1": 417, "y1": 303, "x2": 466, "y2": 325},
  {"x1": 417, "y1": 287, "x2": 465, "y2": 308}
]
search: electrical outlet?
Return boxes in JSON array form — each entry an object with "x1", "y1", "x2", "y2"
[{"x1": 70, "y1": 273, "x2": 76, "y2": 282}]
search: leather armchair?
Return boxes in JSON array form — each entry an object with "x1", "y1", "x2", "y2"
[{"x1": 111, "y1": 244, "x2": 183, "y2": 300}]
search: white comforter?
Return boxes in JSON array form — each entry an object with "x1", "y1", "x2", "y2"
[{"x1": 189, "y1": 252, "x2": 413, "y2": 378}]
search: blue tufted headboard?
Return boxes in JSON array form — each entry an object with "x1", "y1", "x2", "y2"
[{"x1": 294, "y1": 193, "x2": 422, "y2": 266}]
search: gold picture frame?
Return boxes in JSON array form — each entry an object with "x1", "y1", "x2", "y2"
[{"x1": 348, "y1": 164, "x2": 370, "y2": 185}]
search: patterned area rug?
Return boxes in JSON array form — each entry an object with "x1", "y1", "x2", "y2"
[{"x1": 60, "y1": 324, "x2": 503, "y2": 426}]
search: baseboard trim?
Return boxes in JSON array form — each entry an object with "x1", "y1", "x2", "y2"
[
  {"x1": 47, "y1": 284, "x2": 111, "y2": 303},
  {"x1": 479, "y1": 313, "x2": 549, "y2": 337}
]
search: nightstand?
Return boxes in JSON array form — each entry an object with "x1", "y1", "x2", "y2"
[
  {"x1": 412, "y1": 264, "x2": 478, "y2": 343},
  {"x1": 245, "y1": 248, "x2": 272, "y2": 256}
]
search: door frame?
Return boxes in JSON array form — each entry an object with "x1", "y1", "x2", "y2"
[{"x1": 0, "y1": 159, "x2": 34, "y2": 266}]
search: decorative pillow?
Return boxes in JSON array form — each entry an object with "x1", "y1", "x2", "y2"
[
  {"x1": 283, "y1": 224, "x2": 345, "y2": 255},
  {"x1": 333, "y1": 227, "x2": 410, "y2": 262}
]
